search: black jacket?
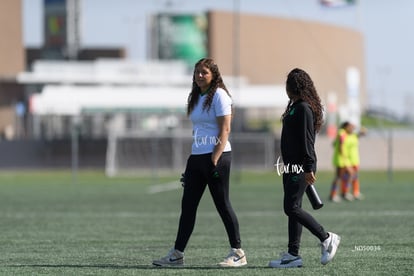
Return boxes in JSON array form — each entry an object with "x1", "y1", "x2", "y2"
[{"x1": 280, "y1": 100, "x2": 317, "y2": 173}]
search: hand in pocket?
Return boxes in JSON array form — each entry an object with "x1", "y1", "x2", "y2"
[{"x1": 211, "y1": 158, "x2": 220, "y2": 178}]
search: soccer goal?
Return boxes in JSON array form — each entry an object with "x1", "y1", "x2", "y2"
[
  {"x1": 105, "y1": 130, "x2": 192, "y2": 177},
  {"x1": 105, "y1": 130, "x2": 277, "y2": 177}
]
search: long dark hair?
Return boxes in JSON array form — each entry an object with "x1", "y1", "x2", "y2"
[
  {"x1": 187, "y1": 58, "x2": 231, "y2": 116},
  {"x1": 282, "y1": 68, "x2": 324, "y2": 132}
]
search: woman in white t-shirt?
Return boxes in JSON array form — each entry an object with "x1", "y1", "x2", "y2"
[{"x1": 153, "y1": 58, "x2": 247, "y2": 267}]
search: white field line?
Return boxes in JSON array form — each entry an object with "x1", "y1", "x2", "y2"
[
  {"x1": 147, "y1": 181, "x2": 182, "y2": 194},
  {"x1": 1, "y1": 210, "x2": 413, "y2": 219}
]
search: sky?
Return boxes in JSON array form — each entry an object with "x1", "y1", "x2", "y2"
[{"x1": 22, "y1": 0, "x2": 414, "y2": 119}]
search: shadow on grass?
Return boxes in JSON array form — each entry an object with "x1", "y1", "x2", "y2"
[{"x1": 7, "y1": 264, "x2": 267, "y2": 270}]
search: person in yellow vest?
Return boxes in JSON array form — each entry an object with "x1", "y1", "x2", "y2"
[
  {"x1": 330, "y1": 122, "x2": 355, "y2": 202},
  {"x1": 346, "y1": 126, "x2": 367, "y2": 200}
]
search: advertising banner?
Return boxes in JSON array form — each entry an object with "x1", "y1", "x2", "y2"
[{"x1": 154, "y1": 13, "x2": 208, "y2": 66}]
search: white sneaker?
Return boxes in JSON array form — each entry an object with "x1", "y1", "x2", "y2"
[
  {"x1": 152, "y1": 248, "x2": 184, "y2": 266},
  {"x1": 320, "y1": 232, "x2": 341, "y2": 265},
  {"x1": 218, "y1": 248, "x2": 247, "y2": 267},
  {"x1": 330, "y1": 195, "x2": 342, "y2": 203},
  {"x1": 343, "y1": 193, "x2": 354, "y2": 201},
  {"x1": 269, "y1": 252, "x2": 303, "y2": 268},
  {"x1": 354, "y1": 193, "x2": 365, "y2": 200}
]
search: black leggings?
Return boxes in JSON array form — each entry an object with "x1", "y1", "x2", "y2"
[
  {"x1": 174, "y1": 152, "x2": 241, "y2": 251},
  {"x1": 283, "y1": 173, "x2": 328, "y2": 256}
]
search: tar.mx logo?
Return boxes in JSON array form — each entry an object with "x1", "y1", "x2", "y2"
[
  {"x1": 193, "y1": 128, "x2": 222, "y2": 148},
  {"x1": 274, "y1": 156, "x2": 304, "y2": 176}
]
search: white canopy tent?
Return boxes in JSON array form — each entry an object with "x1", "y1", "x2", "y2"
[
  {"x1": 30, "y1": 84, "x2": 288, "y2": 116},
  {"x1": 20, "y1": 59, "x2": 288, "y2": 115}
]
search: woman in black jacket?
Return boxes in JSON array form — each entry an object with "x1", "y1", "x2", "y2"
[{"x1": 269, "y1": 68, "x2": 341, "y2": 268}]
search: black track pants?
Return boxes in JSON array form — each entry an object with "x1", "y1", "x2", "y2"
[
  {"x1": 283, "y1": 173, "x2": 328, "y2": 256},
  {"x1": 174, "y1": 152, "x2": 241, "y2": 251}
]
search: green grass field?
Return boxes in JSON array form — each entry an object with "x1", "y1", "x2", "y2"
[{"x1": 0, "y1": 169, "x2": 413, "y2": 275}]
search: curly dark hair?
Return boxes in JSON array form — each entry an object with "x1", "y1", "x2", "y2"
[
  {"x1": 187, "y1": 58, "x2": 231, "y2": 116},
  {"x1": 282, "y1": 68, "x2": 324, "y2": 132}
]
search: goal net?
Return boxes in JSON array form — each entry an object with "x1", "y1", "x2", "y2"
[
  {"x1": 105, "y1": 131, "x2": 277, "y2": 177},
  {"x1": 105, "y1": 130, "x2": 192, "y2": 177}
]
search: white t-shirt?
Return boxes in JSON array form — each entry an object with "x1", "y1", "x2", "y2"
[{"x1": 190, "y1": 88, "x2": 232, "y2": 155}]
